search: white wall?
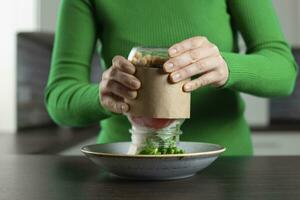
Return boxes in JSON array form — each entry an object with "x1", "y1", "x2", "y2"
[
  {"x1": 0, "y1": 0, "x2": 39, "y2": 133},
  {"x1": 39, "y1": 0, "x2": 60, "y2": 32}
]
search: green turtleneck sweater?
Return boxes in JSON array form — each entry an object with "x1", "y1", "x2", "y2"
[{"x1": 45, "y1": 0, "x2": 297, "y2": 156}]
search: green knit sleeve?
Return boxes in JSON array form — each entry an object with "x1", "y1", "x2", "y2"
[
  {"x1": 45, "y1": 0, "x2": 111, "y2": 126},
  {"x1": 222, "y1": 0, "x2": 298, "y2": 97}
]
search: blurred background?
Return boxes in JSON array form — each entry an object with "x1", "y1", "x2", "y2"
[{"x1": 0, "y1": 0, "x2": 299, "y2": 156}]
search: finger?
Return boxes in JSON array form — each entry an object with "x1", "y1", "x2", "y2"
[
  {"x1": 168, "y1": 36, "x2": 209, "y2": 57},
  {"x1": 110, "y1": 68, "x2": 141, "y2": 90},
  {"x1": 101, "y1": 94, "x2": 129, "y2": 114},
  {"x1": 112, "y1": 55, "x2": 136, "y2": 74},
  {"x1": 183, "y1": 71, "x2": 220, "y2": 92},
  {"x1": 164, "y1": 45, "x2": 218, "y2": 73},
  {"x1": 169, "y1": 55, "x2": 223, "y2": 83},
  {"x1": 101, "y1": 69, "x2": 110, "y2": 81},
  {"x1": 103, "y1": 80, "x2": 138, "y2": 100}
]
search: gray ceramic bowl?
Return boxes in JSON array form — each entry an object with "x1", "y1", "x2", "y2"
[{"x1": 81, "y1": 142, "x2": 225, "y2": 180}]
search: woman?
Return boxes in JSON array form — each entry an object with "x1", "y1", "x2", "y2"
[{"x1": 45, "y1": 0, "x2": 298, "y2": 156}]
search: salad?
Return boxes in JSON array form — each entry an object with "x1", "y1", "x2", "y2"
[
  {"x1": 127, "y1": 116, "x2": 185, "y2": 155},
  {"x1": 127, "y1": 47, "x2": 187, "y2": 155}
]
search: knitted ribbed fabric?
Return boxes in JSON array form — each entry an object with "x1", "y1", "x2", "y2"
[{"x1": 45, "y1": 0, "x2": 297, "y2": 155}]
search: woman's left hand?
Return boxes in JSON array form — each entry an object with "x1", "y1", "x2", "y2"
[{"x1": 163, "y1": 36, "x2": 229, "y2": 92}]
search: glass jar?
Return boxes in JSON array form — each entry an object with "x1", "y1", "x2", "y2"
[
  {"x1": 128, "y1": 47, "x2": 169, "y2": 68},
  {"x1": 126, "y1": 46, "x2": 186, "y2": 155},
  {"x1": 127, "y1": 117, "x2": 185, "y2": 155}
]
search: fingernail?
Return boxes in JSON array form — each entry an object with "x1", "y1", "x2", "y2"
[
  {"x1": 129, "y1": 91, "x2": 137, "y2": 99},
  {"x1": 165, "y1": 62, "x2": 174, "y2": 71},
  {"x1": 172, "y1": 73, "x2": 181, "y2": 82},
  {"x1": 131, "y1": 80, "x2": 140, "y2": 89},
  {"x1": 169, "y1": 48, "x2": 177, "y2": 56},
  {"x1": 184, "y1": 84, "x2": 191, "y2": 91},
  {"x1": 121, "y1": 104, "x2": 128, "y2": 112}
]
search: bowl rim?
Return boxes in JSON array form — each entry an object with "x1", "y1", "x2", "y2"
[{"x1": 81, "y1": 141, "x2": 226, "y2": 158}]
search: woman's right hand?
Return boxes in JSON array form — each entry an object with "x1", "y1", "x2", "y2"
[{"x1": 99, "y1": 56, "x2": 141, "y2": 114}]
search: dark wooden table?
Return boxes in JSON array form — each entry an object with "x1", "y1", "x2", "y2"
[{"x1": 1, "y1": 155, "x2": 300, "y2": 200}]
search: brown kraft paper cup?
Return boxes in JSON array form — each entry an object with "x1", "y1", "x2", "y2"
[{"x1": 125, "y1": 66, "x2": 190, "y2": 119}]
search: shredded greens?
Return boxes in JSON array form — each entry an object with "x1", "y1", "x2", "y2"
[{"x1": 138, "y1": 123, "x2": 185, "y2": 155}]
